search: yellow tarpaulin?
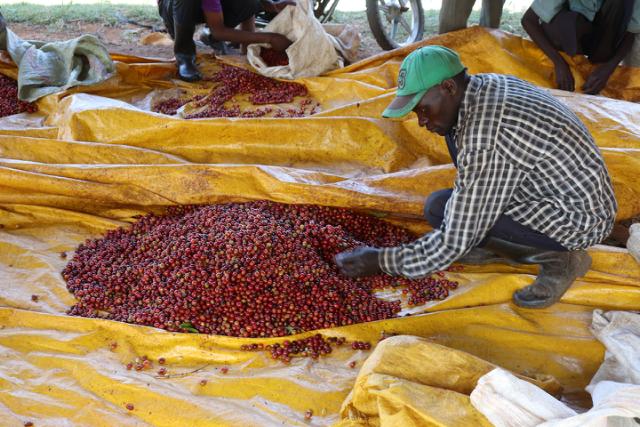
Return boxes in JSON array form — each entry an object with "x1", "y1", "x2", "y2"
[{"x1": 0, "y1": 27, "x2": 639, "y2": 426}]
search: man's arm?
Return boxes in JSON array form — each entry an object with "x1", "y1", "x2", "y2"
[
  {"x1": 582, "y1": 32, "x2": 635, "y2": 94},
  {"x1": 378, "y1": 148, "x2": 525, "y2": 278},
  {"x1": 204, "y1": 10, "x2": 292, "y2": 51},
  {"x1": 521, "y1": 7, "x2": 575, "y2": 91}
]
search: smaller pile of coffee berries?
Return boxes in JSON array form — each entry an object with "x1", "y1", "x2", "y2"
[
  {"x1": 0, "y1": 75, "x2": 37, "y2": 118},
  {"x1": 260, "y1": 48, "x2": 289, "y2": 67}
]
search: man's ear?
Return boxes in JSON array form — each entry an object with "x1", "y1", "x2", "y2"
[{"x1": 440, "y1": 78, "x2": 457, "y2": 96}]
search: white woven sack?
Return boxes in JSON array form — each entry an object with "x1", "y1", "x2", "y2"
[{"x1": 247, "y1": 0, "x2": 343, "y2": 79}]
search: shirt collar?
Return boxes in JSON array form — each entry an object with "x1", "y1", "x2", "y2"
[{"x1": 450, "y1": 75, "x2": 481, "y2": 139}]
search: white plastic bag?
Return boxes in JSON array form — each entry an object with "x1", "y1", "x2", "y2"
[
  {"x1": 627, "y1": 223, "x2": 640, "y2": 265},
  {"x1": 470, "y1": 311, "x2": 640, "y2": 427},
  {"x1": 247, "y1": 0, "x2": 343, "y2": 79},
  {"x1": 469, "y1": 369, "x2": 576, "y2": 427}
]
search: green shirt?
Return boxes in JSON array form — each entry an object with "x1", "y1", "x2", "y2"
[{"x1": 531, "y1": 0, "x2": 640, "y2": 33}]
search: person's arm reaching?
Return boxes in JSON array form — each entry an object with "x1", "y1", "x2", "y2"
[
  {"x1": 204, "y1": 11, "x2": 292, "y2": 51},
  {"x1": 521, "y1": 7, "x2": 575, "y2": 91},
  {"x1": 378, "y1": 145, "x2": 525, "y2": 278}
]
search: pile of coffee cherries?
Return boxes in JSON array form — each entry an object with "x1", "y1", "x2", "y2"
[
  {"x1": 63, "y1": 201, "x2": 458, "y2": 337},
  {"x1": 151, "y1": 63, "x2": 317, "y2": 118}
]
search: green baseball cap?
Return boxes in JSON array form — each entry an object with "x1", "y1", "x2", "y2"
[{"x1": 382, "y1": 45, "x2": 465, "y2": 119}]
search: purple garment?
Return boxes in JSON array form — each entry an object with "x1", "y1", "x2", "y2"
[{"x1": 202, "y1": 0, "x2": 222, "y2": 13}]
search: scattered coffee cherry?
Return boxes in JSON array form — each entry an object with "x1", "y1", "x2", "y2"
[
  {"x1": 158, "y1": 357, "x2": 166, "y2": 365},
  {"x1": 126, "y1": 363, "x2": 133, "y2": 371},
  {"x1": 60, "y1": 252, "x2": 67, "y2": 259},
  {"x1": 24, "y1": 422, "x2": 34, "y2": 427},
  {"x1": 109, "y1": 342, "x2": 118, "y2": 351},
  {"x1": 304, "y1": 409, "x2": 313, "y2": 420},
  {"x1": 63, "y1": 201, "x2": 458, "y2": 337},
  {"x1": 199, "y1": 379, "x2": 207, "y2": 386},
  {"x1": 31, "y1": 295, "x2": 39, "y2": 302},
  {"x1": 348, "y1": 361, "x2": 357, "y2": 369},
  {"x1": 134, "y1": 363, "x2": 143, "y2": 371},
  {"x1": 0, "y1": 75, "x2": 37, "y2": 117},
  {"x1": 158, "y1": 368, "x2": 167, "y2": 376},
  {"x1": 152, "y1": 97, "x2": 187, "y2": 116},
  {"x1": 351, "y1": 341, "x2": 371, "y2": 350},
  {"x1": 220, "y1": 367, "x2": 229, "y2": 374},
  {"x1": 125, "y1": 403, "x2": 134, "y2": 411}
]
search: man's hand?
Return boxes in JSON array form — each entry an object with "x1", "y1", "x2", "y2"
[
  {"x1": 268, "y1": 33, "x2": 293, "y2": 51},
  {"x1": 554, "y1": 61, "x2": 575, "y2": 92},
  {"x1": 335, "y1": 247, "x2": 382, "y2": 278},
  {"x1": 582, "y1": 63, "x2": 615, "y2": 95},
  {"x1": 262, "y1": 0, "x2": 296, "y2": 14}
]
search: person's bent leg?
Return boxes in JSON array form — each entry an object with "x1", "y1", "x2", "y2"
[
  {"x1": 481, "y1": 215, "x2": 591, "y2": 309},
  {"x1": 423, "y1": 190, "x2": 592, "y2": 308},
  {"x1": 479, "y1": 0, "x2": 505, "y2": 28},
  {"x1": 423, "y1": 189, "x2": 510, "y2": 265},
  {"x1": 588, "y1": 0, "x2": 634, "y2": 63},
  {"x1": 423, "y1": 189, "x2": 452, "y2": 229},
  {"x1": 438, "y1": 0, "x2": 475, "y2": 34},
  {"x1": 172, "y1": 0, "x2": 202, "y2": 82}
]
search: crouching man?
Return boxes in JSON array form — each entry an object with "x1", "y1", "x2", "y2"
[{"x1": 336, "y1": 46, "x2": 617, "y2": 308}]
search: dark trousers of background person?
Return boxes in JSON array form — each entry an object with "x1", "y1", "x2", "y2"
[
  {"x1": 541, "y1": 0, "x2": 634, "y2": 62},
  {"x1": 157, "y1": 0, "x2": 261, "y2": 56},
  {"x1": 439, "y1": 0, "x2": 506, "y2": 34}
]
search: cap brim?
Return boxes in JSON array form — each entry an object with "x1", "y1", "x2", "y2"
[{"x1": 382, "y1": 90, "x2": 427, "y2": 118}]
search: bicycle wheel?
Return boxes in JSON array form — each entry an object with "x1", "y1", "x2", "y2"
[{"x1": 366, "y1": 0, "x2": 424, "y2": 51}]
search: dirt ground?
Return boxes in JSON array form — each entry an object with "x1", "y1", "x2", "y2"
[
  {"x1": 8, "y1": 19, "x2": 381, "y2": 61},
  {"x1": 10, "y1": 22, "x2": 175, "y2": 59}
]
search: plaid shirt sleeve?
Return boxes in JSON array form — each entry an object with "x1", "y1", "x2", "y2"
[{"x1": 378, "y1": 92, "x2": 525, "y2": 278}]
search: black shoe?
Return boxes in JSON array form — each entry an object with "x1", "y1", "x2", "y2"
[
  {"x1": 482, "y1": 237, "x2": 592, "y2": 309},
  {"x1": 175, "y1": 53, "x2": 202, "y2": 82}
]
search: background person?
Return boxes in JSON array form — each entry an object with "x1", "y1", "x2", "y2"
[
  {"x1": 158, "y1": 0, "x2": 295, "y2": 82},
  {"x1": 522, "y1": 0, "x2": 640, "y2": 94}
]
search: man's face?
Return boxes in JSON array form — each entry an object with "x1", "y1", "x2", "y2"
[{"x1": 412, "y1": 81, "x2": 459, "y2": 136}]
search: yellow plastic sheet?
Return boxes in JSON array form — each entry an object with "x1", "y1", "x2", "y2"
[{"x1": 0, "y1": 28, "x2": 639, "y2": 426}]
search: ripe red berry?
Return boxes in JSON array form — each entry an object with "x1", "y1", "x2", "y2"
[
  {"x1": 109, "y1": 342, "x2": 118, "y2": 351},
  {"x1": 31, "y1": 295, "x2": 39, "y2": 302},
  {"x1": 158, "y1": 368, "x2": 167, "y2": 376},
  {"x1": 220, "y1": 367, "x2": 229, "y2": 374},
  {"x1": 304, "y1": 409, "x2": 313, "y2": 420},
  {"x1": 126, "y1": 403, "x2": 134, "y2": 411},
  {"x1": 158, "y1": 357, "x2": 166, "y2": 365},
  {"x1": 349, "y1": 361, "x2": 356, "y2": 368},
  {"x1": 60, "y1": 251, "x2": 67, "y2": 259},
  {"x1": 126, "y1": 363, "x2": 133, "y2": 370},
  {"x1": 199, "y1": 379, "x2": 207, "y2": 386},
  {"x1": 24, "y1": 422, "x2": 34, "y2": 427}
]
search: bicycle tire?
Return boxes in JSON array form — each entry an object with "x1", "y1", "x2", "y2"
[{"x1": 366, "y1": 0, "x2": 425, "y2": 51}]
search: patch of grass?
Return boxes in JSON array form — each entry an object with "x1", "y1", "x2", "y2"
[{"x1": 0, "y1": 3, "x2": 161, "y2": 27}]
